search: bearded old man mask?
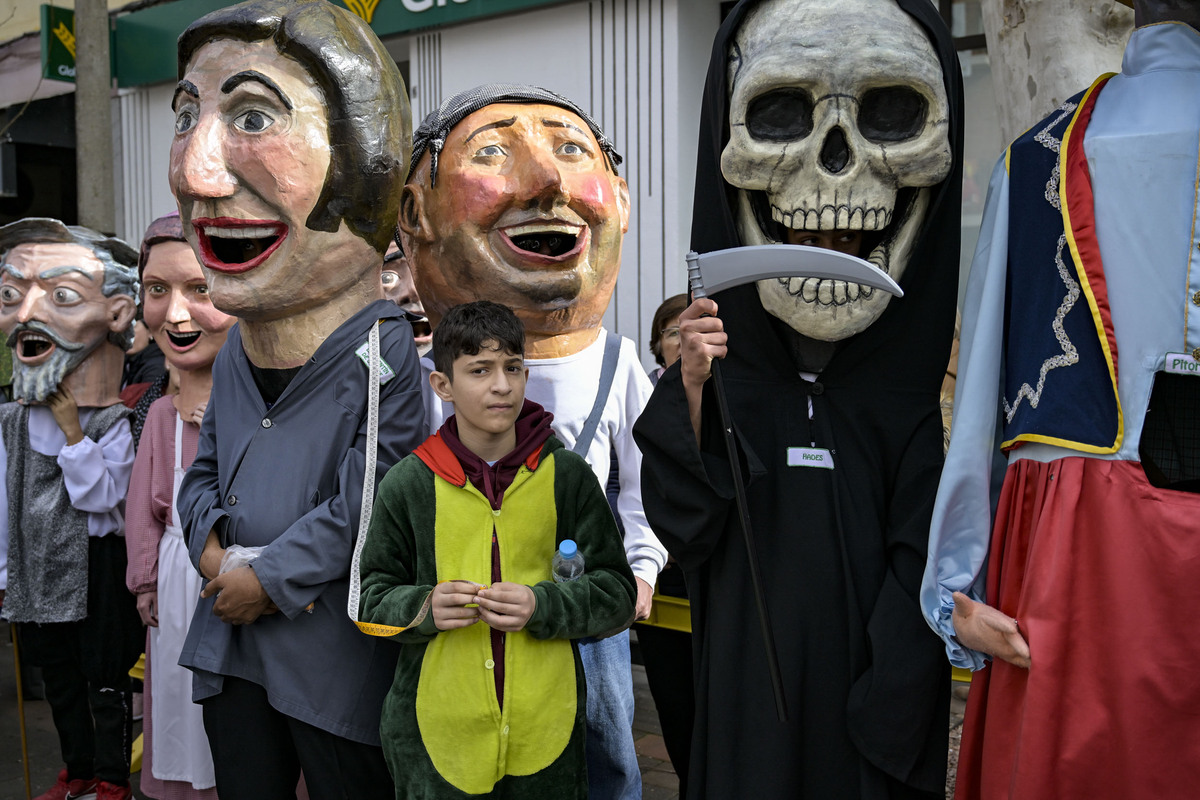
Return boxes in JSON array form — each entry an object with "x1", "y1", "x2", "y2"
[
  {"x1": 723, "y1": 0, "x2": 953, "y2": 341},
  {"x1": 0, "y1": 219, "x2": 138, "y2": 407},
  {"x1": 400, "y1": 84, "x2": 629, "y2": 359}
]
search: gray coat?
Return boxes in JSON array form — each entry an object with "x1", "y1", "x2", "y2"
[{"x1": 178, "y1": 300, "x2": 425, "y2": 744}]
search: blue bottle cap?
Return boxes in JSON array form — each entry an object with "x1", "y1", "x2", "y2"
[{"x1": 558, "y1": 539, "x2": 578, "y2": 559}]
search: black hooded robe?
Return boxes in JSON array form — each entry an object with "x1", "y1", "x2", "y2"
[{"x1": 633, "y1": 2, "x2": 963, "y2": 797}]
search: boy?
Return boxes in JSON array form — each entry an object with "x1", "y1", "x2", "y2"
[{"x1": 353, "y1": 300, "x2": 636, "y2": 799}]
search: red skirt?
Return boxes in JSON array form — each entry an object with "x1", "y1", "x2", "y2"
[{"x1": 956, "y1": 457, "x2": 1200, "y2": 800}]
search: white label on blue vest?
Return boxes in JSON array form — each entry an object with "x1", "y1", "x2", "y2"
[
  {"x1": 355, "y1": 341, "x2": 396, "y2": 384},
  {"x1": 1165, "y1": 352, "x2": 1200, "y2": 376},
  {"x1": 787, "y1": 447, "x2": 834, "y2": 469}
]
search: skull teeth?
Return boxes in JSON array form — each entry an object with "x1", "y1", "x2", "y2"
[
  {"x1": 777, "y1": 277, "x2": 876, "y2": 307},
  {"x1": 772, "y1": 204, "x2": 892, "y2": 232}
]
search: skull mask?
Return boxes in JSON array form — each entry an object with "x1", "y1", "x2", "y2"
[{"x1": 722, "y1": 0, "x2": 952, "y2": 341}]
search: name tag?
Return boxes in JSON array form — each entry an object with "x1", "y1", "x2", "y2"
[
  {"x1": 1164, "y1": 352, "x2": 1200, "y2": 376},
  {"x1": 355, "y1": 341, "x2": 396, "y2": 384},
  {"x1": 787, "y1": 447, "x2": 834, "y2": 469}
]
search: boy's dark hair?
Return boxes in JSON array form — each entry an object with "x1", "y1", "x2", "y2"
[{"x1": 432, "y1": 301, "x2": 525, "y2": 377}]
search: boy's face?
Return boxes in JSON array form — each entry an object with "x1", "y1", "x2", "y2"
[{"x1": 432, "y1": 341, "x2": 528, "y2": 446}]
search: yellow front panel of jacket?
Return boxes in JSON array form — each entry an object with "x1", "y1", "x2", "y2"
[{"x1": 416, "y1": 454, "x2": 575, "y2": 794}]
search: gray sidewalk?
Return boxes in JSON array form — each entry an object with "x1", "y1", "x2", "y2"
[
  {"x1": 0, "y1": 621, "x2": 680, "y2": 800},
  {"x1": 1, "y1": 621, "x2": 962, "y2": 800}
]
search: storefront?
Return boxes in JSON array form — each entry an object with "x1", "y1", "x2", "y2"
[{"x1": 104, "y1": 0, "x2": 722, "y2": 360}]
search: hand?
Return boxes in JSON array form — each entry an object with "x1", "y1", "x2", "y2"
[
  {"x1": 952, "y1": 592, "x2": 1031, "y2": 669},
  {"x1": 188, "y1": 401, "x2": 208, "y2": 426},
  {"x1": 201, "y1": 566, "x2": 276, "y2": 625},
  {"x1": 431, "y1": 580, "x2": 482, "y2": 631},
  {"x1": 476, "y1": 582, "x2": 536, "y2": 633},
  {"x1": 137, "y1": 591, "x2": 159, "y2": 627},
  {"x1": 46, "y1": 385, "x2": 84, "y2": 445},
  {"x1": 678, "y1": 298, "x2": 727, "y2": 389},
  {"x1": 199, "y1": 531, "x2": 226, "y2": 581},
  {"x1": 634, "y1": 577, "x2": 654, "y2": 621},
  {"x1": 678, "y1": 298, "x2": 727, "y2": 442}
]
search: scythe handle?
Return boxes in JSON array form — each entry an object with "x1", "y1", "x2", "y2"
[{"x1": 686, "y1": 250, "x2": 788, "y2": 722}]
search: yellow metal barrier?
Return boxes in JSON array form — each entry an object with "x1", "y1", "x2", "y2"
[
  {"x1": 129, "y1": 654, "x2": 146, "y2": 773},
  {"x1": 639, "y1": 593, "x2": 691, "y2": 633}
]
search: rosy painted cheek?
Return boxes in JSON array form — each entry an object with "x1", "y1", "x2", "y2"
[
  {"x1": 567, "y1": 175, "x2": 612, "y2": 216},
  {"x1": 142, "y1": 298, "x2": 169, "y2": 335},
  {"x1": 448, "y1": 176, "x2": 509, "y2": 226}
]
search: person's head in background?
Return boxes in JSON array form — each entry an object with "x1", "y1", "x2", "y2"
[
  {"x1": 382, "y1": 238, "x2": 431, "y2": 355},
  {"x1": 649, "y1": 293, "x2": 689, "y2": 372}
]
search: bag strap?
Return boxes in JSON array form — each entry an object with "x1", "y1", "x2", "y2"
[
  {"x1": 347, "y1": 320, "x2": 381, "y2": 626},
  {"x1": 572, "y1": 330, "x2": 622, "y2": 458}
]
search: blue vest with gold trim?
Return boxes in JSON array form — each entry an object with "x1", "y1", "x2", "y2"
[{"x1": 1002, "y1": 76, "x2": 1122, "y2": 454}]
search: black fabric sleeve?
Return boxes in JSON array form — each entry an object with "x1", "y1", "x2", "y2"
[{"x1": 633, "y1": 363, "x2": 765, "y2": 572}]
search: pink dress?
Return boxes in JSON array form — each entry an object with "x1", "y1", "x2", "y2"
[{"x1": 126, "y1": 396, "x2": 217, "y2": 800}]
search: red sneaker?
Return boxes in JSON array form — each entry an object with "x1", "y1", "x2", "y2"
[
  {"x1": 33, "y1": 768, "x2": 98, "y2": 800},
  {"x1": 94, "y1": 782, "x2": 132, "y2": 800}
]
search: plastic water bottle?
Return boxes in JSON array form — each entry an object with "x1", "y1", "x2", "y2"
[{"x1": 552, "y1": 539, "x2": 585, "y2": 583}]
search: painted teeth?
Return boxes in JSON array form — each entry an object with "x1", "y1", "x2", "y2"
[
  {"x1": 772, "y1": 205, "x2": 892, "y2": 232},
  {"x1": 19, "y1": 333, "x2": 49, "y2": 343},
  {"x1": 203, "y1": 225, "x2": 278, "y2": 239},
  {"x1": 504, "y1": 222, "x2": 582, "y2": 237},
  {"x1": 776, "y1": 277, "x2": 874, "y2": 307}
]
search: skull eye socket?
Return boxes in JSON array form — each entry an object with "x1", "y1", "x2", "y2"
[
  {"x1": 745, "y1": 88, "x2": 814, "y2": 142},
  {"x1": 857, "y1": 87, "x2": 928, "y2": 143}
]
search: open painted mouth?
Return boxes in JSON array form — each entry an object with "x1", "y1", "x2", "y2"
[
  {"x1": 193, "y1": 218, "x2": 288, "y2": 274},
  {"x1": 750, "y1": 187, "x2": 918, "y2": 306},
  {"x1": 15, "y1": 331, "x2": 55, "y2": 365},
  {"x1": 499, "y1": 221, "x2": 587, "y2": 263},
  {"x1": 165, "y1": 329, "x2": 202, "y2": 352}
]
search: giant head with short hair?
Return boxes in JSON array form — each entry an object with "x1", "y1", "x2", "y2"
[
  {"x1": 400, "y1": 84, "x2": 630, "y2": 359},
  {"x1": 0, "y1": 218, "x2": 139, "y2": 406},
  {"x1": 171, "y1": 0, "x2": 411, "y2": 341}
]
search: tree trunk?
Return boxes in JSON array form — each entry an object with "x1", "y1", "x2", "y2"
[{"x1": 981, "y1": 0, "x2": 1134, "y2": 144}]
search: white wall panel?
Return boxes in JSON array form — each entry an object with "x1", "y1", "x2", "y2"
[{"x1": 116, "y1": 82, "x2": 178, "y2": 246}]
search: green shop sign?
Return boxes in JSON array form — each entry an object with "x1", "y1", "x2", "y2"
[
  {"x1": 115, "y1": 0, "x2": 569, "y2": 87},
  {"x1": 41, "y1": 5, "x2": 117, "y2": 84},
  {"x1": 40, "y1": 5, "x2": 77, "y2": 83}
]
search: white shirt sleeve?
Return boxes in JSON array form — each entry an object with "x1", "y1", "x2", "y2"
[
  {"x1": 611, "y1": 340, "x2": 667, "y2": 585},
  {"x1": 58, "y1": 416, "x2": 135, "y2": 517}
]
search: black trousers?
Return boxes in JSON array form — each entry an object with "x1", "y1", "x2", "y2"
[
  {"x1": 18, "y1": 536, "x2": 141, "y2": 785},
  {"x1": 201, "y1": 676, "x2": 393, "y2": 800}
]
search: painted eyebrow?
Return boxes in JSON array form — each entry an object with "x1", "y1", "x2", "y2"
[
  {"x1": 465, "y1": 117, "x2": 517, "y2": 143},
  {"x1": 221, "y1": 71, "x2": 294, "y2": 110},
  {"x1": 172, "y1": 79, "x2": 199, "y2": 112},
  {"x1": 39, "y1": 265, "x2": 98, "y2": 282},
  {"x1": 0, "y1": 263, "x2": 25, "y2": 281},
  {"x1": 542, "y1": 119, "x2": 589, "y2": 138}
]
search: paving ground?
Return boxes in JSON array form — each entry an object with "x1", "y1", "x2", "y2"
[{"x1": 2, "y1": 622, "x2": 962, "y2": 800}]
